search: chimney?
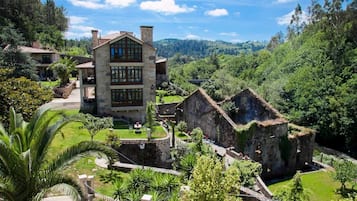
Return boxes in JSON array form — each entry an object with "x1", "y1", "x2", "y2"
[
  {"x1": 91, "y1": 30, "x2": 99, "y2": 48},
  {"x1": 140, "y1": 26, "x2": 153, "y2": 46}
]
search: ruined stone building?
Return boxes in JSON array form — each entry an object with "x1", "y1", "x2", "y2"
[
  {"x1": 76, "y1": 26, "x2": 168, "y2": 122},
  {"x1": 176, "y1": 88, "x2": 315, "y2": 179}
]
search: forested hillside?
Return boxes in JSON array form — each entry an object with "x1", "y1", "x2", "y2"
[
  {"x1": 154, "y1": 39, "x2": 266, "y2": 58},
  {"x1": 170, "y1": 0, "x2": 357, "y2": 156},
  {"x1": 0, "y1": 0, "x2": 67, "y2": 48}
]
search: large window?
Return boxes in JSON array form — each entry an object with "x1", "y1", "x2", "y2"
[
  {"x1": 110, "y1": 37, "x2": 142, "y2": 62},
  {"x1": 111, "y1": 89, "x2": 143, "y2": 107},
  {"x1": 111, "y1": 66, "x2": 142, "y2": 84}
]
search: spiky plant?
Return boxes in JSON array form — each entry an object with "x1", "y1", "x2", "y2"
[{"x1": 0, "y1": 106, "x2": 117, "y2": 201}]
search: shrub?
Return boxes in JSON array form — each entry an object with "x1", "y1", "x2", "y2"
[{"x1": 0, "y1": 77, "x2": 52, "y2": 125}]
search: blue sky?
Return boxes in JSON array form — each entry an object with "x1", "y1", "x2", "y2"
[{"x1": 57, "y1": 0, "x2": 313, "y2": 42}]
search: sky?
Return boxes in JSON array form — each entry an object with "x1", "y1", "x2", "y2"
[{"x1": 57, "y1": 0, "x2": 313, "y2": 42}]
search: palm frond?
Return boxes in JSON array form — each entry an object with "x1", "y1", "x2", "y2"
[
  {"x1": 33, "y1": 173, "x2": 83, "y2": 201},
  {"x1": 46, "y1": 141, "x2": 118, "y2": 172},
  {"x1": 30, "y1": 116, "x2": 73, "y2": 172},
  {"x1": 0, "y1": 141, "x2": 27, "y2": 177},
  {"x1": 0, "y1": 177, "x2": 16, "y2": 201}
]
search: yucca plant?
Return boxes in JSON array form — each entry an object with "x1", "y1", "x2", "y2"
[{"x1": 0, "y1": 106, "x2": 117, "y2": 201}]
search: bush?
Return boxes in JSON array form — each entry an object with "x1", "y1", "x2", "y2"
[{"x1": 0, "y1": 77, "x2": 52, "y2": 125}]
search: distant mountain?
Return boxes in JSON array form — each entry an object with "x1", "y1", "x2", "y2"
[{"x1": 154, "y1": 39, "x2": 266, "y2": 58}]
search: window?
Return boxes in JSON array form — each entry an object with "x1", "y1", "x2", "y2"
[
  {"x1": 110, "y1": 37, "x2": 142, "y2": 62},
  {"x1": 111, "y1": 66, "x2": 142, "y2": 84},
  {"x1": 41, "y1": 54, "x2": 51, "y2": 64},
  {"x1": 111, "y1": 89, "x2": 143, "y2": 107}
]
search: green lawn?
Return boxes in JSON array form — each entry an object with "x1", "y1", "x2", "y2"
[
  {"x1": 39, "y1": 80, "x2": 60, "y2": 88},
  {"x1": 156, "y1": 89, "x2": 185, "y2": 103},
  {"x1": 268, "y1": 170, "x2": 345, "y2": 201},
  {"x1": 156, "y1": 95, "x2": 185, "y2": 103},
  {"x1": 46, "y1": 109, "x2": 167, "y2": 197}
]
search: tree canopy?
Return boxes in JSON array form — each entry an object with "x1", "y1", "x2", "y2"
[{"x1": 0, "y1": 0, "x2": 68, "y2": 47}]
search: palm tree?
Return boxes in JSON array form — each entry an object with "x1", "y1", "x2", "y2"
[{"x1": 0, "y1": 106, "x2": 117, "y2": 201}]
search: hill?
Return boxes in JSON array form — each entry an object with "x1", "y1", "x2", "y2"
[{"x1": 154, "y1": 39, "x2": 266, "y2": 58}]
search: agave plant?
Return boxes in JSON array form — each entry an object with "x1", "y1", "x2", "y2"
[{"x1": 0, "y1": 107, "x2": 117, "y2": 201}]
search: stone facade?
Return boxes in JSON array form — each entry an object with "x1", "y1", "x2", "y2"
[
  {"x1": 90, "y1": 26, "x2": 156, "y2": 122},
  {"x1": 176, "y1": 88, "x2": 315, "y2": 179}
]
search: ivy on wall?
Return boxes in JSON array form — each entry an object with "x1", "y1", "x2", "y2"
[{"x1": 235, "y1": 121, "x2": 257, "y2": 152}]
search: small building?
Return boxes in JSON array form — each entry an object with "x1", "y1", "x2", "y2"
[
  {"x1": 19, "y1": 46, "x2": 60, "y2": 80},
  {"x1": 77, "y1": 26, "x2": 167, "y2": 122},
  {"x1": 176, "y1": 88, "x2": 315, "y2": 179}
]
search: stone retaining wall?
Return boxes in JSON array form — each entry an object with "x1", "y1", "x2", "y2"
[{"x1": 116, "y1": 135, "x2": 171, "y2": 168}]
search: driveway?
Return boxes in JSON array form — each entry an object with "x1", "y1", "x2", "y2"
[{"x1": 44, "y1": 81, "x2": 81, "y2": 110}]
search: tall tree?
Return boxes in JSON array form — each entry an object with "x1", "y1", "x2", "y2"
[
  {"x1": 0, "y1": 107, "x2": 117, "y2": 200},
  {"x1": 184, "y1": 155, "x2": 241, "y2": 201},
  {"x1": 145, "y1": 101, "x2": 156, "y2": 131}
]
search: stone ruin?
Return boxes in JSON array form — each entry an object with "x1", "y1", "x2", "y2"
[{"x1": 175, "y1": 88, "x2": 315, "y2": 179}]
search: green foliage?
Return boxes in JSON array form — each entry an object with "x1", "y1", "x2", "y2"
[
  {"x1": 0, "y1": 0, "x2": 67, "y2": 45},
  {"x1": 185, "y1": 155, "x2": 241, "y2": 201},
  {"x1": 0, "y1": 107, "x2": 117, "y2": 200},
  {"x1": 334, "y1": 159, "x2": 357, "y2": 192},
  {"x1": 235, "y1": 121, "x2": 256, "y2": 152},
  {"x1": 74, "y1": 113, "x2": 113, "y2": 141},
  {"x1": 50, "y1": 57, "x2": 77, "y2": 86},
  {"x1": 155, "y1": 39, "x2": 266, "y2": 58},
  {"x1": 221, "y1": 101, "x2": 236, "y2": 116},
  {"x1": 113, "y1": 168, "x2": 180, "y2": 201},
  {"x1": 0, "y1": 24, "x2": 39, "y2": 80},
  {"x1": 275, "y1": 172, "x2": 310, "y2": 201},
  {"x1": 176, "y1": 121, "x2": 188, "y2": 134},
  {"x1": 0, "y1": 76, "x2": 52, "y2": 125},
  {"x1": 232, "y1": 160, "x2": 262, "y2": 187},
  {"x1": 146, "y1": 101, "x2": 156, "y2": 131},
  {"x1": 191, "y1": 127, "x2": 204, "y2": 152}
]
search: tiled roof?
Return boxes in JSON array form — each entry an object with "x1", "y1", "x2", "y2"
[
  {"x1": 76, "y1": 61, "x2": 94, "y2": 69},
  {"x1": 19, "y1": 46, "x2": 55, "y2": 54}
]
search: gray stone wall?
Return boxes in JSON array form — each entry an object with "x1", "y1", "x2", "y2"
[
  {"x1": 94, "y1": 43, "x2": 112, "y2": 116},
  {"x1": 116, "y1": 136, "x2": 171, "y2": 168}
]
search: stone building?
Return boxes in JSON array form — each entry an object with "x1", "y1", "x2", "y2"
[
  {"x1": 176, "y1": 88, "x2": 315, "y2": 179},
  {"x1": 77, "y1": 26, "x2": 160, "y2": 122},
  {"x1": 18, "y1": 46, "x2": 60, "y2": 80}
]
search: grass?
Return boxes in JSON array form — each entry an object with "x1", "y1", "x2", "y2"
[
  {"x1": 156, "y1": 89, "x2": 185, "y2": 104},
  {"x1": 268, "y1": 170, "x2": 349, "y2": 201},
  {"x1": 156, "y1": 95, "x2": 185, "y2": 103},
  {"x1": 46, "y1": 109, "x2": 167, "y2": 198},
  {"x1": 39, "y1": 80, "x2": 60, "y2": 88}
]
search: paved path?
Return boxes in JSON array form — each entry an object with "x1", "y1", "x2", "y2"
[
  {"x1": 95, "y1": 158, "x2": 182, "y2": 176},
  {"x1": 43, "y1": 81, "x2": 81, "y2": 110},
  {"x1": 42, "y1": 196, "x2": 73, "y2": 201}
]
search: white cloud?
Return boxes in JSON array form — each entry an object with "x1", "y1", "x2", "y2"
[
  {"x1": 276, "y1": 10, "x2": 308, "y2": 25},
  {"x1": 65, "y1": 15, "x2": 99, "y2": 39},
  {"x1": 69, "y1": 16, "x2": 87, "y2": 25},
  {"x1": 65, "y1": 31, "x2": 92, "y2": 38},
  {"x1": 205, "y1": 8, "x2": 228, "y2": 17},
  {"x1": 219, "y1": 32, "x2": 238, "y2": 37},
  {"x1": 105, "y1": 0, "x2": 135, "y2": 7},
  {"x1": 140, "y1": 0, "x2": 195, "y2": 15},
  {"x1": 68, "y1": 0, "x2": 135, "y2": 9},
  {"x1": 185, "y1": 34, "x2": 200, "y2": 40},
  {"x1": 275, "y1": 0, "x2": 295, "y2": 3}
]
